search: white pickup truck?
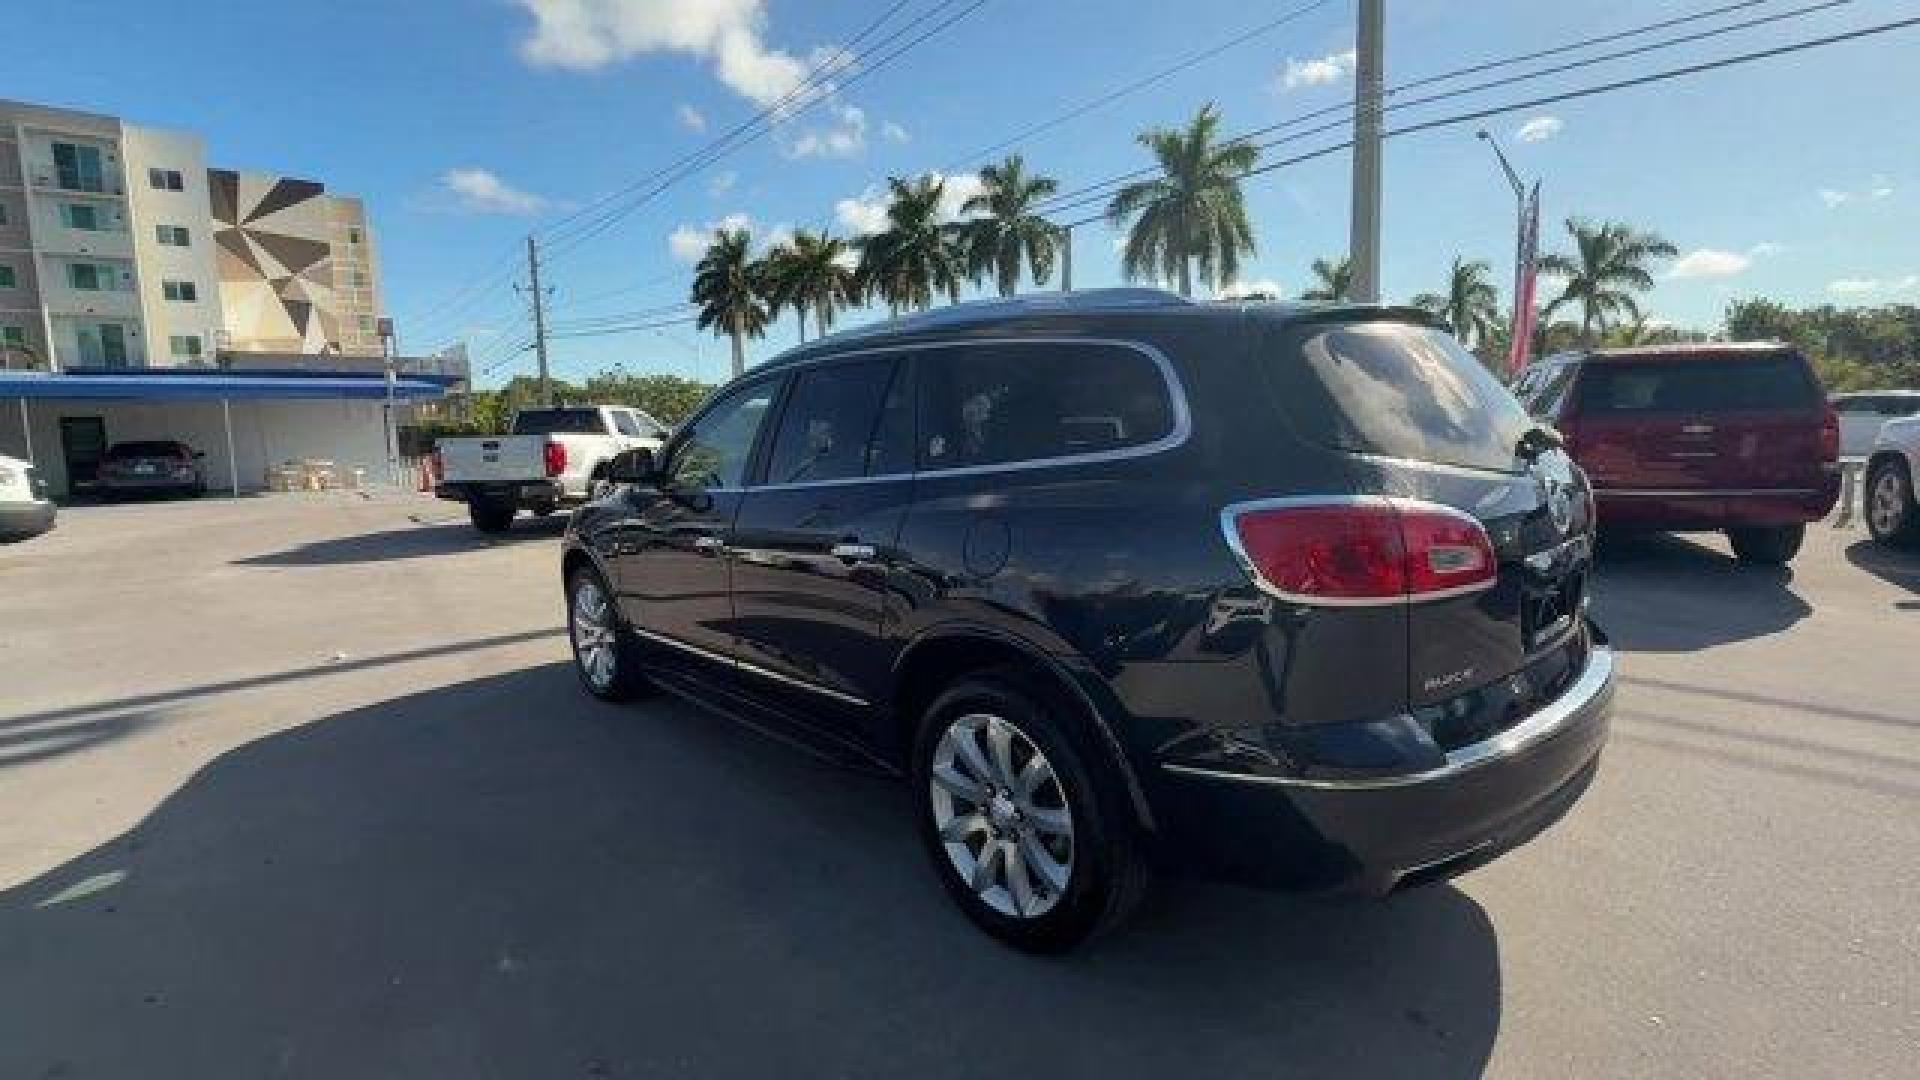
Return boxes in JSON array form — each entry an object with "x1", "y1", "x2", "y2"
[{"x1": 434, "y1": 405, "x2": 667, "y2": 532}]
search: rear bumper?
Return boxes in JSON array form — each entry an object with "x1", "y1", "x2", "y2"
[
  {"x1": 99, "y1": 474, "x2": 201, "y2": 492},
  {"x1": 1595, "y1": 477, "x2": 1840, "y2": 528},
  {"x1": 0, "y1": 499, "x2": 56, "y2": 540},
  {"x1": 1148, "y1": 642, "x2": 1614, "y2": 894},
  {"x1": 435, "y1": 480, "x2": 565, "y2": 504}
]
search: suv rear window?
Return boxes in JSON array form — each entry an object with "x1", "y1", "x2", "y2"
[
  {"x1": 1576, "y1": 354, "x2": 1818, "y2": 414},
  {"x1": 1267, "y1": 320, "x2": 1534, "y2": 474},
  {"x1": 916, "y1": 341, "x2": 1174, "y2": 470},
  {"x1": 513, "y1": 409, "x2": 602, "y2": 435},
  {"x1": 107, "y1": 441, "x2": 184, "y2": 459}
]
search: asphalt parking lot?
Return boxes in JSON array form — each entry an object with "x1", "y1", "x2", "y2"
[{"x1": 2, "y1": 493, "x2": 1916, "y2": 1079}]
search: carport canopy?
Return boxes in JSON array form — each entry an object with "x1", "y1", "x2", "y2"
[{"x1": 2, "y1": 370, "x2": 447, "y2": 496}]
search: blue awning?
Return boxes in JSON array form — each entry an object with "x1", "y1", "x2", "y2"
[{"x1": 0, "y1": 370, "x2": 446, "y2": 401}]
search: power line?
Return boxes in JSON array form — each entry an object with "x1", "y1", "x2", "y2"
[
  {"x1": 939, "y1": 0, "x2": 1335, "y2": 174},
  {"x1": 1032, "y1": 0, "x2": 1830, "y2": 218},
  {"x1": 547, "y1": 314, "x2": 702, "y2": 341},
  {"x1": 1055, "y1": 11, "x2": 1920, "y2": 229}
]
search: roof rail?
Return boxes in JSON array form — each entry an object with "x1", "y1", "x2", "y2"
[{"x1": 801, "y1": 288, "x2": 1191, "y2": 351}]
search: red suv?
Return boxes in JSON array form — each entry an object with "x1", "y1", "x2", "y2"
[{"x1": 1514, "y1": 344, "x2": 1839, "y2": 565}]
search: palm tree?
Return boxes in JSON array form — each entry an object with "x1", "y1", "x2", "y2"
[
  {"x1": 1106, "y1": 103, "x2": 1258, "y2": 297},
  {"x1": 1412, "y1": 257, "x2": 1501, "y2": 347},
  {"x1": 1300, "y1": 256, "x2": 1353, "y2": 303},
  {"x1": 757, "y1": 240, "x2": 807, "y2": 344},
  {"x1": 778, "y1": 229, "x2": 859, "y2": 340},
  {"x1": 856, "y1": 175, "x2": 964, "y2": 314},
  {"x1": 960, "y1": 154, "x2": 1061, "y2": 297},
  {"x1": 690, "y1": 227, "x2": 769, "y2": 378},
  {"x1": 1538, "y1": 218, "x2": 1678, "y2": 344}
]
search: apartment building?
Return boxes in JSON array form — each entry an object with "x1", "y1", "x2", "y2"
[{"x1": 0, "y1": 98, "x2": 384, "y2": 371}]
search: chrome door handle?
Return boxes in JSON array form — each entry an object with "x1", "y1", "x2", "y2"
[
  {"x1": 829, "y1": 542, "x2": 876, "y2": 562},
  {"x1": 693, "y1": 536, "x2": 727, "y2": 555}
]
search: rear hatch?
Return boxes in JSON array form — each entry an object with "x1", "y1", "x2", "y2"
[
  {"x1": 436, "y1": 435, "x2": 548, "y2": 484},
  {"x1": 1564, "y1": 349, "x2": 1828, "y2": 493},
  {"x1": 1255, "y1": 314, "x2": 1594, "y2": 729}
]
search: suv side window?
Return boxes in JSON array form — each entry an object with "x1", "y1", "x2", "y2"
[
  {"x1": 916, "y1": 341, "x2": 1174, "y2": 470},
  {"x1": 667, "y1": 379, "x2": 780, "y2": 491},
  {"x1": 610, "y1": 409, "x2": 644, "y2": 437},
  {"x1": 763, "y1": 357, "x2": 900, "y2": 485}
]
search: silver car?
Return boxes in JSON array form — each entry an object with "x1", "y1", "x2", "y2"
[{"x1": 97, "y1": 440, "x2": 208, "y2": 498}]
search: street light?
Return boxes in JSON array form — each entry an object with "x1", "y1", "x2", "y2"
[{"x1": 1477, "y1": 129, "x2": 1542, "y2": 374}]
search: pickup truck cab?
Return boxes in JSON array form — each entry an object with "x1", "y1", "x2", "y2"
[{"x1": 435, "y1": 405, "x2": 667, "y2": 532}]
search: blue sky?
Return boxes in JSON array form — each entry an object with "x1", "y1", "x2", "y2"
[{"x1": 11, "y1": 0, "x2": 1918, "y2": 385}]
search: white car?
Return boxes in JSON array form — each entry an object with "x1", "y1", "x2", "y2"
[
  {"x1": 434, "y1": 405, "x2": 668, "y2": 533},
  {"x1": 0, "y1": 454, "x2": 56, "y2": 542},
  {"x1": 1834, "y1": 390, "x2": 1920, "y2": 458},
  {"x1": 1865, "y1": 413, "x2": 1920, "y2": 547}
]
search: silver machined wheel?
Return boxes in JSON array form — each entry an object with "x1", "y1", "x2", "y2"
[
  {"x1": 1870, "y1": 466, "x2": 1909, "y2": 537},
  {"x1": 570, "y1": 577, "x2": 618, "y2": 691},
  {"x1": 929, "y1": 712, "x2": 1075, "y2": 919}
]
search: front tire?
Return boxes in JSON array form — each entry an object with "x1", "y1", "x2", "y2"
[
  {"x1": 1866, "y1": 459, "x2": 1920, "y2": 548},
  {"x1": 567, "y1": 566, "x2": 653, "y2": 701},
  {"x1": 1728, "y1": 523, "x2": 1805, "y2": 565},
  {"x1": 911, "y1": 667, "x2": 1149, "y2": 953},
  {"x1": 469, "y1": 495, "x2": 516, "y2": 533}
]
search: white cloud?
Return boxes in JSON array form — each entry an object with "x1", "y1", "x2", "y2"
[
  {"x1": 835, "y1": 187, "x2": 890, "y2": 235},
  {"x1": 1515, "y1": 115, "x2": 1563, "y2": 143},
  {"x1": 1218, "y1": 278, "x2": 1283, "y2": 300},
  {"x1": 440, "y1": 167, "x2": 547, "y2": 215},
  {"x1": 938, "y1": 171, "x2": 987, "y2": 220},
  {"x1": 666, "y1": 211, "x2": 757, "y2": 263},
  {"x1": 786, "y1": 104, "x2": 867, "y2": 159},
  {"x1": 1668, "y1": 249, "x2": 1751, "y2": 280},
  {"x1": 1820, "y1": 176, "x2": 1895, "y2": 209},
  {"x1": 1279, "y1": 49, "x2": 1355, "y2": 91},
  {"x1": 1748, "y1": 241, "x2": 1785, "y2": 257},
  {"x1": 1828, "y1": 278, "x2": 1882, "y2": 296},
  {"x1": 516, "y1": 0, "x2": 816, "y2": 109},
  {"x1": 676, "y1": 102, "x2": 706, "y2": 131},
  {"x1": 881, "y1": 121, "x2": 909, "y2": 144},
  {"x1": 708, "y1": 169, "x2": 737, "y2": 196}
]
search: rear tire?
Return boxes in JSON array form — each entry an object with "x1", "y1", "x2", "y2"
[
  {"x1": 910, "y1": 666, "x2": 1150, "y2": 953},
  {"x1": 1866, "y1": 459, "x2": 1920, "y2": 548},
  {"x1": 1728, "y1": 523, "x2": 1805, "y2": 565},
  {"x1": 468, "y1": 496, "x2": 516, "y2": 533},
  {"x1": 567, "y1": 565, "x2": 654, "y2": 701}
]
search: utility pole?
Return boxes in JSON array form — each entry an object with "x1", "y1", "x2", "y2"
[
  {"x1": 1348, "y1": 0, "x2": 1385, "y2": 303},
  {"x1": 521, "y1": 234, "x2": 553, "y2": 407},
  {"x1": 1060, "y1": 223, "x2": 1074, "y2": 292}
]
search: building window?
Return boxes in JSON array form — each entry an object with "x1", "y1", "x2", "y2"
[
  {"x1": 53, "y1": 142, "x2": 107, "y2": 193},
  {"x1": 350, "y1": 269, "x2": 368, "y2": 288},
  {"x1": 0, "y1": 203, "x2": 7, "y2": 226},
  {"x1": 147, "y1": 167, "x2": 185, "y2": 192},
  {"x1": 2, "y1": 326, "x2": 25, "y2": 350},
  {"x1": 169, "y1": 334, "x2": 203, "y2": 359},
  {"x1": 0, "y1": 265, "x2": 15, "y2": 290},
  {"x1": 162, "y1": 279, "x2": 198, "y2": 302},
  {"x1": 68, "y1": 263, "x2": 118, "y2": 291},
  {"x1": 358, "y1": 314, "x2": 375, "y2": 333},
  {"x1": 60, "y1": 203, "x2": 102, "y2": 231},
  {"x1": 347, "y1": 227, "x2": 362, "y2": 245},
  {"x1": 155, "y1": 224, "x2": 190, "y2": 246}
]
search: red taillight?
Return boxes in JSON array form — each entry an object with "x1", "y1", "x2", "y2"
[
  {"x1": 429, "y1": 448, "x2": 444, "y2": 482},
  {"x1": 1819, "y1": 405, "x2": 1840, "y2": 462},
  {"x1": 1226, "y1": 498, "x2": 1496, "y2": 604},
  {"x1": 543, "y1": 440, "x2": 567, "y2": 477}
]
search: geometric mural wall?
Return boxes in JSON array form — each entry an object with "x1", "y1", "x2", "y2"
[{"x1": 210, "y1": 169, "x2": 342, "y2": 353}]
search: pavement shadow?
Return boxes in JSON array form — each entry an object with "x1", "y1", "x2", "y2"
[
  {"x1": 1591, "y1": 532, "x2": 1811, "y2": 652},
  {"x1": 1843, "y1": 538, "x2": 1920, "y2": 597},
  {"x1": 1, "y1": 664, "x2": 1501, "y2": 1079},
  {"x1": 234, "y1": 513, "x2": 568, "y2": 567}
]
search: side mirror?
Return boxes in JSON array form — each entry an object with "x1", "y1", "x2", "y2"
[{"x1": 607, "y1": 446, "x2": 657, "y2": 485}]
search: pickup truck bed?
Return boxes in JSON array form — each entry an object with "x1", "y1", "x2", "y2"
[{"x1": 434, "y1": 405, "x2": 666, "y2": 532}]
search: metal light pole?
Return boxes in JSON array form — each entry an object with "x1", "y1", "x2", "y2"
[
  {"x1": 378, "y1": 317, "x2": 398, "y2": 487},
  {"x1": 1348, "y1": 0, "x2": 1385, "y2": 303},
  {"x1": 1478, "y1": 129, "x2": 1541, "y2": 373},
  {"x1": 1060, "y1": 223, "x2": 1074, "y2": 293}
]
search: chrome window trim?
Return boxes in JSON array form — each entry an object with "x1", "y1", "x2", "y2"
[
  {"x1": 1163, "y1": 644, "x2": 1614, "y2": 791},
  {"x1": 1217, "y1": 494, "x2": 1499, "y2": 608},
  {"x1": 728, "y1": 337, "x2": 1190, "y2": 492},
  {"x1": 1599, "y1": 487, "x2": 1821, "y2": 497},
  {"x1": 627, "y1": 624, "x2": 869, "y2": 708}
]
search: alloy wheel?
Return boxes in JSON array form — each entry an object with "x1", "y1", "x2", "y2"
[
  {"x1": 570, "y1": 577, "x2": 618, "y2": 691},
  {"x1": 928, "y1": 712, "x2": 1075, "y2": 919},
  {"x1": 1870, "y1": 468, "x2": 1908, "y2": 537}
]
